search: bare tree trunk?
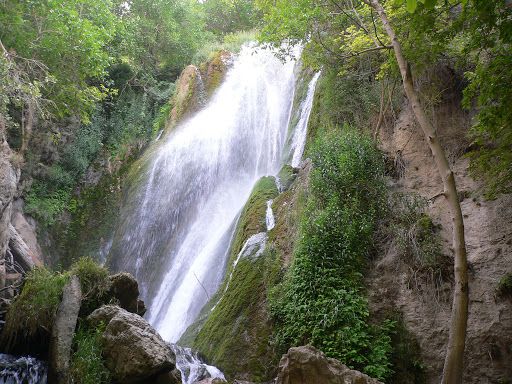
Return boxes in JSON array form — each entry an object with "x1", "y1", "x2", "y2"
[{"x1": 367, "y1": 1, "x2": 469, "y2": 382}]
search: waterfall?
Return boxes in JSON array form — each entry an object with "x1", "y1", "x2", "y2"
[
  {"x1": 266, "y1": 200, "x2": 275, "y2": 231},
  {"x1": 290, "y1": 71, "x2": 321, "y2": 167},
  {"x1": 109, "y1": 44, "x2": 298, "y2": 342}
]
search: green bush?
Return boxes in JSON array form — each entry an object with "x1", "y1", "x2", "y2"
[
  {"x1": 270, "y1": 129, "x2": 394, "y2": 381},
  {"x1": 70, "y1": 323, "x2": 111, "y2": 384}
]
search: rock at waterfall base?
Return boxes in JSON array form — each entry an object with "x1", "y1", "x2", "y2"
[
  {"x1": 108, "y1": 272, "x2": 146, "y2": 316},
  {"x1": 87, "y1": 305, "x2": 179, "y2": 383},
  {"x1": 276, "y1": 345, "x2": 383, "y2": 384}
]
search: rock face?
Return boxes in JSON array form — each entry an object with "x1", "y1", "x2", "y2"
[
  {"x1": 88, "y1": 305, "x2": 178, "y2": 383},
  {"x1": 0, "y1": 135, "x2": 18, "y2": 293},
  {"x1": 374, "y1": 73, "x2": 512, "y2": 382},
  {"x1": 276, "y1": 345, "x2": 382, "y2": 384},
  {"x1": 108, "y1": 272, "x2": 146, "y2": 315},
  {"x1": 49, "y1": 275, "x2": 82, "y2": 384},
  {"x1": 11, "y1": 205, "x2": 43, "y2": 266}
]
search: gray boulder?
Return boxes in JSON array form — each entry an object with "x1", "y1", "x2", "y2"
[
  {"x1": 49, "y1": 275, "x2": 82, "y2": 384},
  {"x1": 87, "y1": 305, "x2": 177, "y2": 383},
  {"x1": 276, "y1": 345, "x2": 383, "y2": 384},
  {"x1": 108, "y1": 272, "x2": 146, "y2": 316}
]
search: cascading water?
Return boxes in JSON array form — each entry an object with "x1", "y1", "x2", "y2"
[
  {"x1": 108, "y1": 44, "x2": 298, "y2": 343},
  {"x1": 266, "y1": 200, "x2": 275, "y2": 231},
  {"x1": 0, "y1": 354, "x2": 47, "y2": 384},
  {"x1": 290, "y1": 71, "x2": 322, "y2": 167},
  {"x1": 171, "y1": 345, "x2": 225, "y2": 384}
]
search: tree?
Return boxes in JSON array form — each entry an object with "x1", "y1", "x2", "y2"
[
  {"x1": 0, "y1": 0, "x2": 118, "y2": 123},
  {"x1": 201, "y1": 0, "x2": 260, "y2": 36},
  {"x1": 365, "y1": 4, "x2": 468, "y2": 382},
  {"x1": 258, "y1": 1, "x2": 469, "y2": 382}
]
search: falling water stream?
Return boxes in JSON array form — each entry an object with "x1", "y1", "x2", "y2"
[{"x1": 106, "y1": 44, "x2": 320, "y2": 382}]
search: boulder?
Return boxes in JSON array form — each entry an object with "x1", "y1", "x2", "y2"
[
  {"x1": 49, "y1": 275, "x2": 82, "y2": 384},
  {"x1": 276, "y1": 345, "x2": 383, "y2": 384},
  {"x1": 108, "y1": 272, "x2": 146, "y2": 316},
  {"x1": 87, "y1": 305, "x2": 177, "y2": 383},
  {"x1": 193, "y1": 379, "x2": 226, "y2": 384}
]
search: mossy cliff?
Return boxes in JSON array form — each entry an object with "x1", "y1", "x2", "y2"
[{"x1": 182, "y1": 170, "x2": 308, "y2": 382}]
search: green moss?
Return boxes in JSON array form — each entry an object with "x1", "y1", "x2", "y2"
[
  {"x1": 203, "y1": 50, "x2": 230, "y2": 97},
  {"x1": 184, "y1": 176, "x2": 279, "y2": 380},
  {"x1": 228, "y1": 176, "x2": 278, "y2": 263},
  {"x1": 192, "y1": 249, "x2": 281, "y2": 381},
  {"x1": 48, "y1": 152, "x2": 138, "y2": 268},
  {"x1": 277, "y1": 164, "x2": 298, "y2": 192},
  {"x1": 1, "y1": 267, "x2": 69, "y2": 353}
]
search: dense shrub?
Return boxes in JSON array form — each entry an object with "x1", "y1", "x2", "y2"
[{"x1": 270, "y1": 129, "x2": 394, "y2": 380}]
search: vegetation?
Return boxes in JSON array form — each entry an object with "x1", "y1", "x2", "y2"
[
  {"x1": 70, "y1": 257, "x2": 111, "y2": 316},
  {"x1": 270, "y1": 129, "x2": 394, "y2": 381},
  {"x1": 1, "y1": 267, "x2": 69, "y2": 352},
  {"x1": 70, "y1": 323, "x2": 111, "y2": 384},
  {"x1": 496, "y1": 273, "x2": 512, "y2": 299}
]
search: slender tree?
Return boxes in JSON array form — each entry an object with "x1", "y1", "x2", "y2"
[
  {"x1": 258, "y1": 0, "x2": 470, "y2": 381},
  {"x1": 364, "y1": 2, "x2": 468, "y2": 382}
]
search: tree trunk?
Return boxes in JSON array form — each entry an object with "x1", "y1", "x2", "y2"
[{"x1": 368, "y1": 1, "x2": 469, "y2": 383}]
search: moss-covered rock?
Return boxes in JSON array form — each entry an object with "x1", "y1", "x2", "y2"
[
  {"x1": 200, "y1": 50, "x2": 232, "y2": 97},
  {"x1": 181, "y1": 170, "x2": 313, "y2": 381},
  {"x1": 277, "y1": 165, "x2": 299, "y2": 193},
  {"x1": 228, "y1": 176, "x2": 278, "y2": 261}
]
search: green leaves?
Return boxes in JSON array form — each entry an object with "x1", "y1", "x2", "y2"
[
  {"x1": 271, "y1": 129, "x2": 394, "y2": 381},
  {"x1": 402, "y1": 0, "x2": 439, "y2": 13},
  {"x1": 406, "y1": 0, "x2": 418, "y2": 13}
]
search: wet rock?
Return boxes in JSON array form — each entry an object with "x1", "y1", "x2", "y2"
[
  {"x1": 193, "y1": 379, "x2": 226, "y2": 384},
  {"x1": 108, "y1": 272, "x2": 146, "y2": 315},
  {"x1": 49, "y1": 275, "x2": 82, "y2": 384},
  {"x1": 276, "y1": 345, "x2": 382, "y2": 384},
  {"x1": 153, "y1": 368, "x2": 182, "y2": 384},
  {"x1": 87, "y1": 305, "x2": 176, "y2": 383}
]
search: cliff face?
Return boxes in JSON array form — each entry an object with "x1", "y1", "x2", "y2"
[{"x1": 372, "y1": 67, "x2": 512, "y2": 383}]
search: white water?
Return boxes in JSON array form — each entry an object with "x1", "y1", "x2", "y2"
[
  {"x1": 109, "y1": 45, "x2": 298, "y2": 342},
  {"x1": 171, "y1": 345, "x2": 225, "y2": 384},
  {"x1": 266, "y1": 200, "x2": 275, "y2": 231},
  {"x1": 0, "y1": 354, "x2": 47, "y2": 384},
  {"x1": 290, "y1": 71, "x2": 321, "y2": 167},
  {"x1": 211, "y1": 231, "x2": 268, "y2": 312}
]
